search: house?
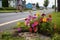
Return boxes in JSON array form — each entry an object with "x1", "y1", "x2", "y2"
[
  {"x1": 8, "y1": 0, "x2": 26, "y2": 8},
  {"x1": 0, "y1": 0, "x2": 26, "y2": 8},
  {"x1": 32, "y1": 3, "x2": 36, "y2": 10},
  {"x1": 0, "y1": 0, "x2": 2, "y2": 8},
  {"x1": 8, "y1": 0, "x2": 17, "y2": 8}
]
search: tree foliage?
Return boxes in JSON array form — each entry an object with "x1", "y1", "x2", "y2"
[
  {"x1": 36, "y1": 3, "x2": 40, "y2": 9},
  {"x1": 44, "y1": 0, "x2": 49, "y2": 8},
  {"x1": 52, "y1": 5, "x2": 55, "y2": 9},
  {"x1": 2, "y1": 0, "x2": 8, "y2": 7}
]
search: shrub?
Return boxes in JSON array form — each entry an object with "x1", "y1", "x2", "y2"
[{"x1": 0, "y1": 7, "x2": 16, "y2": 10}]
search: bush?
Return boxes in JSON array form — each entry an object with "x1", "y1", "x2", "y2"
[{"x1": 0, "y1": 7, "x2": 16, "y2": 10}]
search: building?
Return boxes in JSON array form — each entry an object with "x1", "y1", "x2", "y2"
[
  {"x1": 0, "y1": 0, "x2": 26, "y2": 8},
  {"x1": 8, "y1": 0, "x2": 17, "y2": 8},
  {"x1": 32, "y1": 3, "x2": 36, "y2": 10},
  {"x1": 0, "y1": 0, "x2": 2, "y2": 8},
  {"x1": 8, "y1": 0, "x2": 26, "y2": 8}
]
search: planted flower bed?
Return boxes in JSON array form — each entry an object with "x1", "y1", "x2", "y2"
[{"x1": 12, "y1": 13, "x2": 56, "y2": 37}]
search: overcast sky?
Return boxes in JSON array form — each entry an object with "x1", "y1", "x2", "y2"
[{"x1": 26, "y1": 0, "x2": 57, "y2": 7}]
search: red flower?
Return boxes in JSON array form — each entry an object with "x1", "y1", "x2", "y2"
[
  {"x1": 41, "y1": 13, "x2": 46, "y2": 16},
  {"x1": 33, "y1": 21, "x2": 38, "y2": 26},
  {"x1": 40, "y1": 18, "x2": 43, "y2": 22},
  {"x1": 29, "y1": 27, "x2": 32, "y2": 32},
  {"x1": 33, "y1": 27, "x2": 37, "y2": 32},
  {"x1": 25, "y1": 18, "x2": 28, "y2": 21}
]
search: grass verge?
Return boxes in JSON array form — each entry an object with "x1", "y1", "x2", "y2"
[{"x1": 51, "y1": 12, "x2": 60, "y2": 27}]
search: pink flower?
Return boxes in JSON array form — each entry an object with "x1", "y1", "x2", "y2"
[
  {"x1": 25, "y1": 20, "x2": 30, "y2": 26},
  {"x1": 32, "y1": 14, "x2": 37, "y2": 20},
  {"x1": 28, "y1": 15, "x2": 32, "y2": 20},
  {"x1": 32, "y1": 24, "x2": 35, "y2": 28},
  {"x1": 17, "y1": 28, "x2": 21, "y2": 32},
  {"x1": 32, "y1": 21, "x2": 38, "y2": 27},
  {"x1": 47, "y1": 18, "x2": 52, "y2": 22},
  {"x1": 34, "y1": 21, "x2": 38, "y2": 26}
]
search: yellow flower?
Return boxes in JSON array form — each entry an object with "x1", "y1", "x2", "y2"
[
  {"x1": 43, "y1": 17, "x2": 47, "y2": 22},
  {"x1": 25, "y1": 21, "x2": 26, "y2": 25},
  {"x1": 36, "y1": 11, "x2": 40, "y2": 17},
  {"x1": 17, "y1": 22, "x2": 21, "y2": 26}
]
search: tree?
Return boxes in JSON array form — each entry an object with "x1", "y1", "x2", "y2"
[
  {"x1": 52, "y1": 5, "x2": 55, "y2": 9},
  {"x1": 2, "y1": 0, "x2": 8, "y2": 7},
  {"x1": 43, "y1": 0, "x2": 49, "y2": 9},
  {"x1": 36, "y1": 3, "x2": 40, "y2": 9}
]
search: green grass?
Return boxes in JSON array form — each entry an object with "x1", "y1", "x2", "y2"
[
  {"x1": 0, "y1": 10, "x2": 16, "y2": 13},
  {"x1": 0, "y1": 31, "x2": 25, "y2": 40},
  {"x1": 51, "y1": 12, "x2": 60, "y2": 27},
  {"x1": 52, "y1": 33, "x2": 60, "y2": 40},
  {"x1": 0, "y1": 10, "x2": 32, "y2": 13}
]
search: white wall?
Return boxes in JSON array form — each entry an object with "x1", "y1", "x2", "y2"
[
  {"x1": 0, "y1": 1, "x2": 2, "y2": 8},
  {"x1": 8, "y1": 0, "x2": 17, "y2": 8},
  {"x1": 9, "y1": 1, "x2": 14, "y2": 7}
]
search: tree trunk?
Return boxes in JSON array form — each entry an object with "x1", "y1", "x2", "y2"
[{"x1": 58, "y1": 0, "x2": 60, "y2": 12}]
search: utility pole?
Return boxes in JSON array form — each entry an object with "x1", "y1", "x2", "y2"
[
  {"x1": 55, "y1": 0, "x2": 56, "y2": 12},
  {"x1": 58, "y1": 0, "x2": 60, "y2": 12}
]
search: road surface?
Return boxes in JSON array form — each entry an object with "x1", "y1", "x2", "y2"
[{"x1": 0, "y1": 9, "x2": 54, "y2": 31}]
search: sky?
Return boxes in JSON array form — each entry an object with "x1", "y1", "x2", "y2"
[{"x1": 26, "y1": 0, "x2": 57, "y2": 7}]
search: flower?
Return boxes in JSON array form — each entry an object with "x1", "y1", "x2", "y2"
[
  {"x1": 25, "y1": 20, "x2": 30, "y2": 26},
  {"x1": 36, "y1": 11, "x2": 40, "y2": 17},
  {"x1": 25, "y1": 18, "x2": 28, "y2": 21},
  {"x1": 41, "y1": 13, "x2": 46, "y2": 17},
  {"x1": 40, "y1": 17, "x2": 43, "y2": 22},
  {"x1": 29, "y1": 27, "x2": 32, "y2": 32},
  {"x1": 47, "y1": 18, "x2": 52, "y2": 22},
  {"x1": 34, "y1": 21, "x2": 38, "y2": 27},
  {"x1": 32, "y1": 24, "x2": 35, "y2": 28},
  {"x1": 33, "y1": 27, "x2": 37, "y2": 32},
  {"x1": 31, "y1": 21, "x2": 38, "y2": 28},
  {"x1": 32, "y1": 14, "x2": 37, "y2": 20},
  {"x1": 25, "y1": 17, "x2": 30, "y2": 26},
  {"x1": 28, "y1": 15, "x2": 32, "y2": 20},
  {"x1": 47, "y1": 15, "x2": 52, "y2": 22},
  {"x1": 49, "y1": 14, "x2": 52, "y2": 18},
  {"x1": 17, "y1": 28, "x2": 21, "y2": 31},
  {"x1": 17, "y1": 22, "x2": 21, "y2": 26},
  {"x1": 43, "y1": 17, "x2": 47, "y2": 22},
  {"x1": 34, "y1": 21, "x2": 38, "y2": 26}
]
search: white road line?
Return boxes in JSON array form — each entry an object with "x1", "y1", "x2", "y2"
[{"x1": 0, "y1": 18, "x2": 25, "y2": 26}]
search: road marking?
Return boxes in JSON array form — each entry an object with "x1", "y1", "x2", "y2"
[{"x1": 0, "y1": 18, "x2": 25, "y2": 26}]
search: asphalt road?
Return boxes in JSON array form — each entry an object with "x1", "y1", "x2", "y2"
[{"x1": 0, "y1": 9, "x2": 54, "y2": 31}]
